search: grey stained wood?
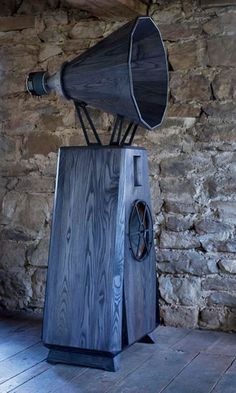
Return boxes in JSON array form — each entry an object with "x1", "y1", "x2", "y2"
[
  {"x1": 43, "y1": 147, "x2": 126, "y2": 354},
  {"x1": 123, "y1": 148, "x2": 157, "y2": 345},
  {"x1": 109, "y1": 349, "x2": 197, "y2": 393},
  {"x1": 161, "y1": 353, "x2": 235, "y2": 393},
  {"x1": 43, "y1": 146, "x2": 158, "y2": 369},
  {"x1": 47, "y1": 349, "x2": 121, "y2": 372},
  {"x1": 0, "y1": 315, "x2": 236, "y2": 393},
  {"x1": 211, "y1": 374, "x2": 236, "y2": 393},
  {"x1": 11, "y1": 365, "x2": 88, "y2": 393},
  {"x1": 0, "y1": 362, "x2": 50, "y2": 393},
  {"x1": 62, "y1": 17, "x2": 168, "y2": 130},
  {"x1": 0, "y1": 342, "x2": 48, "y2": 384},
  {"x1": 0, "y1": 331, "x2": 40, "y2": 362},
  {"x1": 206, "y1": 332, "x2": 236, "y2": 357},
  {"x1": 171, "y1": 329, "x2": 223, "y2": 354},
  {"x1": 0, "y1": 317, "x2": 38, "y2": 340},
  {"x1": 157, "y1": 326, "x2": 192, "y2": 348},
  {"x1": 211, "y1": 358, "x2": 236, "y2": 393}
]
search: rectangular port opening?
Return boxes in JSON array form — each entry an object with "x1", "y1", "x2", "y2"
[{"x1": 133, "y1": 155, "x2": 142, "y2": 186}]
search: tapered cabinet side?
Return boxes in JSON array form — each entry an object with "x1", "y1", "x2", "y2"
[
  {"x1": 43, "y1": 147, "x2": 125, "y2": 354},
  {"x1": 123, "y1": 148, "x2": 157, "y2": 345}
]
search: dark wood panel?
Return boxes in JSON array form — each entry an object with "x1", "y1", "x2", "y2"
[
  {"x1": 43, "y1": 147, "x2": 125, "y2": 354},
  {"x1": 62, "y1": 17, "x2": 168, "y2": 130},
  {"x1": 123, "y1": 148, "x2": 157, "y2": 345},
  {"x1": 48, "y1": 349, "x2": 121, "y2": 371},
  {"x1": 48, "y1": 339, "x2": 161, "y2": 393}
]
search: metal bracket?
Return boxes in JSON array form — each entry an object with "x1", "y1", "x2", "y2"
[
  {"x1": 74, "y1": 102, "x2": 138, "y2": 147},
  {"x1": 74, "y1": 101, "x2": 102, "y2": 146},
  {"x1": 109, "y1": 115, "x2": 138, "y2": 146}
]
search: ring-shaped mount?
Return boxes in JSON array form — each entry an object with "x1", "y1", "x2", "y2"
[{"x1": 128, "y1": 200, "x2": 153, "y2": 261}]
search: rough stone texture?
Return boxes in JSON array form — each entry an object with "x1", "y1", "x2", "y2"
[
  {"x1": 212, "y1": 69, "x2": 236, "y2": 101},
  {"x1": 218, "y1": 259, "x2": 236, "y2": 274},
  {"x1": 203, "y1": 11, "x2": 236, "y2": 35},
  {"x1": 170, "y1": 72, "x2": 211, "y2": 103},
  {"x1": 161, "y1": 305, "x2": 199, "y2": 328},
  {"x1": 159, "y1": 275, "x2": 202, "y2": 306},
  {"x1": 168, "y1": 40, "x2": 199, "y2": 71},
  {"x1": 207, "y1": 292, "x2": 236, "y2": 308},
  {"x1": 207, "y1": 36, "x2": 236, "y2": 67},
  {"x1": 0, "y1": 16, "x2": 35, "y2": 32},
  {"x1": 0, "y1": 1, "x2": 235, "y2": 331},
  {"x1": 199, "y1": 307, "x2": 236, "y2": 331}
]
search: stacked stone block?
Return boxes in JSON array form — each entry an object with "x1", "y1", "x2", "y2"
[{"x1": 0, "y1": 0, "x2": 235, "y2": 331}]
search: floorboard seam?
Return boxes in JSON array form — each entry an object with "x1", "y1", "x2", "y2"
[
  {"x1": 169, "y1": 329, "x2": 193, "y2": 349},
  {"x1": 104, "y1": 347, "x2": 181, "y2": 393},
  {"x1": 49, "y1": 367, "x2": 90, "y2": 393},
  {"x1": 158, "y1": 351, "x2": 201, "y2": 393},
  {"x1": 0, "y1": 341, "x2": 42, "y2": 366},
  {"x1": 208, "y1": 356, "x2": 236, "y2": 393},
  {"x1": 6, "y1": 361, "x2": 51, "y2": 393},
  {"x1": 0, "y1": 357, "x2": 48, "y2": 387}
]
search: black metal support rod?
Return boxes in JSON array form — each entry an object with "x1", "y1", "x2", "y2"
[
  {"x1": 75, "y1": 101, "x2": 138, "y2": 147},
  {"x1": 116, "y1": 116, "x2": 124, "y2": 145},
  {"x1": 128, "y1": 124, "x2": 138, "y2": 145},
  {"x1": 120, "y1": 123, "x2": 138, "y2": 146},
  {"x1": 74, "y1": 103, "x2": 90, "y2": 145},
  {"x1": 109, "y1": 115, "x2": 121, "y2": 145},
  {"x1": 120, "y1": 122, "x2": 133, "y2": 146},
  {"x1": 82, "y1": 105, "x2": 102, "y2": 145}
]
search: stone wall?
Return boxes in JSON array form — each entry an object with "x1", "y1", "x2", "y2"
[{"x1": 0, "y1": 0, "x2": 236, "y2": 331}]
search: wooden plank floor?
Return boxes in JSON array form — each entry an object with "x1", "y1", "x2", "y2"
[{"x1": 0, "y1": 313, "x2": 235, "y2": 393}]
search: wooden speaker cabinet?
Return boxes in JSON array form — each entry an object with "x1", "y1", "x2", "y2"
[{"x1": 43, "y1": 146, "x2": 159, "y2": 371}]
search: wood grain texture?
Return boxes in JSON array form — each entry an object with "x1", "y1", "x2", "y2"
[
  {"x1": 0, "y1": 362, "x2": 50, "y2": 393},
  {"x1": 172, "y1": 330, "x2": 224, "y2": 354},
  {"x1": 43, "y1": 147, "x2": 126, "y2": 354},
  {"x1": 1, "y1": 315, "x2": 236, "y2": 393},
  {"x1": 62, "y1": 0, "x2": 147, "y2": 17},
  {"x1": 161, "y1": 353, "x2": 234, "y2": 393},
  {"x1": 62, "y1": 17, "x2": 168, "y2": 130},
  {"x1": 123, "y1": 148, "x2": 157, "y2": 345},
  {"x1": 0, "y1": 343, "x2": 48, "y2": 384},
  {"x1": 11, "y1": 364, "x2": 88, "y2": 393},
  {"x1": 43, "y1": 146, "x2": 158, "y2": 368},
  {"x1": 48, "y1": 349, "x2": 121, "y2": 371},
  {"x1": 109, "y1": 349, "x2": 196, "y2": 393}
]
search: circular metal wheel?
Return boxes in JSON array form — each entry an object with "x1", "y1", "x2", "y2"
[{"x1": 128, "y1": 200, "x2": 153, "y2": 261}]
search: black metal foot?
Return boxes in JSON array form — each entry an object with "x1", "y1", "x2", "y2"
[
  {"x1": 138, "y1": 331, "x2": 157, "y2": 344},
  {"x1": 47, "y1": 349, "x2": 121, "y2": 372}
]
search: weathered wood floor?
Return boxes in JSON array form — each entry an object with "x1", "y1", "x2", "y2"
[{"x1": 0, "y1": 313, "x2": 235, "y2": 393}]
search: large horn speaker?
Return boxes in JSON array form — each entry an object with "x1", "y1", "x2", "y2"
[
  {"x1": 27, "y1": 17, "x2": 168, "y2": 130},
  {"x1": 26, "y1": 16, "x2": 168, "y2": 372}
]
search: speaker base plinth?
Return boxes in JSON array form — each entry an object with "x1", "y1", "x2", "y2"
[{"x1": 47, "y1": 348, "x2": 121, "y2": 372}]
